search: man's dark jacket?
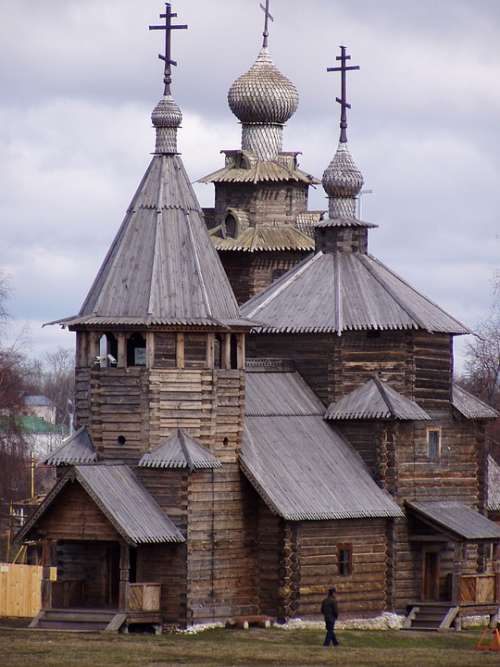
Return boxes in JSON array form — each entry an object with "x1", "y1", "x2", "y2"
[{"x1": 321, "y1": 596, "x2": 338, "y2": 621}]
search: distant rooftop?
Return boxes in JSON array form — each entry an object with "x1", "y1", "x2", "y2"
[{"x1": 24, "y1": 395, "x2": 54, "y2": 408}]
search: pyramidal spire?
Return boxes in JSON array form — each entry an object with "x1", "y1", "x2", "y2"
[
  {"x1": 50, "y1": 3, "x2": 243, "y2": 330},
  {"x1": 322, "y1": 46, "x2": 363, "y2": 219},
  {"x1": 149, "y1": 3, "x2": 188, "y2": 154}
]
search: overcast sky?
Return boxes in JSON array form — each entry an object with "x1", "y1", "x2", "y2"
[{"x1": 1, "y1": 0, "x2": 499, "y2": 370}]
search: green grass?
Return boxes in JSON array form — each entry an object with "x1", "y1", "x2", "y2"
[{"x1": 1, "y1": 625, "x2": 499, "y2": 667}]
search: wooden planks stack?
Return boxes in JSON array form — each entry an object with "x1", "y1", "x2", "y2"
[{"x1": 0, "y1": 563, "x2": 46, "y2": 618}]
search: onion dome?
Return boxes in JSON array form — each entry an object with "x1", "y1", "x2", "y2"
[
  {"x1": 322, "y1": 142, "x2": 364, "y2": 218},
  {"x1": 228, "y1": 48, "x2": 299, "y2": 125},
  {"x1": 152, "y1": 95, "x2": 183, "y2": 128},
  {"x1": 152, "y1": 95, "x2": 182, "y2": 154}
]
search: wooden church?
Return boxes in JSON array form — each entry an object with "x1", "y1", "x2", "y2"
[{"x1": 16, "y1": 2, "x2": 500, "y2": 633}]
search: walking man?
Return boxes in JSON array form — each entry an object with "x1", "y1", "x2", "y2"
[{"x1": 321, "y1": 587, "x2": 339, "y2": 647}]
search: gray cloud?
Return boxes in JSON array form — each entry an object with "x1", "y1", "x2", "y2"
[{"x1": 1, "y1": 0, "x2": 499, "y2": 370}]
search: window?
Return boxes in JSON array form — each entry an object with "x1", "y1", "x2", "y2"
[
  {"x1": 337, "y1": 544, "x2": 353, "y2": 577},
  {"x1": 427, "y1": 429, "x2": 441, "y2": 460},
  {"x1": 214, "y1": 335, "x2": 223, "y2": 369},
  {"x1": 98, "y1": 333, "x2": 118, "y2": 367},
  {"x1": 127, "y1": 333, "x2": 146, "y2": 367}
]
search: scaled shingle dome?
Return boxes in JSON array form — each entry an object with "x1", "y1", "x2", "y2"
[{"x1": 228, "y1": 48, "x2": 299, "y2": 125}]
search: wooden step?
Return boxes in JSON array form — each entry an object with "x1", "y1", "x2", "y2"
[
  {"x1": 37, "y1": 620, "x2": 109, "y2": 632},
  {"x1": 43, "y1": 611, "x2": 116, "y2": 624}
]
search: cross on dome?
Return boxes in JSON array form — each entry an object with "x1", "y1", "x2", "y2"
[
  {"x1": 149, "y1": 2, "x2": 188, "y2": 96},
  {"x1": 260, "y1": 0, "x2": 274, "y2": 48},
  {"x1": 327, "y1": 46, "x2": 360, "y2": 143}
]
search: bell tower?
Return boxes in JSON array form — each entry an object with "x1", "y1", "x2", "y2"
[{"x1": 48, "y1": 2, "x2": 255, "y2": 624}]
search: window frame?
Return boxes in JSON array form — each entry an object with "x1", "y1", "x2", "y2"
[
  {"x1": 427, "y1": 427, "x2": 442, "y2": 461},
  {"x1": 337, "y1": 543, "x2": 353, "y2": 577}
]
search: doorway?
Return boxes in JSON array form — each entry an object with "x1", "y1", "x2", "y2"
[
  {"x1": 423, "y1": 551, "x2": 440, "y2": 601},
  {"x1": 54, "y1": 541, "x2": 122, "y2": 609}
]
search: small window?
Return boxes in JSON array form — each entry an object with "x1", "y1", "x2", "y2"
[
  {"x1": 427, "y1": 429, "x2": 441, "y2": 460},
  {"x1": 127, "y1": 333, "x2": 146, "y2": 367},
  {"x1": 98, "y1": 333, "x2": 118, "y2": 367},
  {"x1": 224, "y1": 213, "x2": 238, "y2": 239},
  {"x1": 337, "y1": 544, "x2": 353, "y2": 577},
  {"x1": 214, "y1": 335, "x2": 223, "y2": 369}
]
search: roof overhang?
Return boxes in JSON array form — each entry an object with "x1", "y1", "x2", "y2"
[{"x1": 406, "y1": 501, "x2": 500, "y2": 542}]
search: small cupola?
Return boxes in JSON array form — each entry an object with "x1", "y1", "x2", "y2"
[{"x1": 315, "y1": 46, "x2": 377, "y2": 254}]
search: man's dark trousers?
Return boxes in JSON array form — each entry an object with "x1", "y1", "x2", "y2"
[{"x1": 323, "y1": 619, "x2": 339, "y2": 646}]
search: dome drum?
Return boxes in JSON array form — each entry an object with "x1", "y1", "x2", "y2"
[{"x1": 241, "y1": 123, "x2": 284, "y2": 161}]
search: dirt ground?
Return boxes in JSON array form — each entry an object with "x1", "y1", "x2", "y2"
[{"x1": 1, "y1": 624, "x2": 499, "y2": 667}]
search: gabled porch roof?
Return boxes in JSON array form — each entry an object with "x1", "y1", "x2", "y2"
[{"x1": 16, "y1": 464, "x2": 185, "y2": 546}]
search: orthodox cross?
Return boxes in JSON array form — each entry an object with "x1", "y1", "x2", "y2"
[
  {"x1": 260, "y1": 0, "x2": 274, "y2": 48},
  {"x1": 149, "y1": 3, "x2": 188, "y2": 96},
  {"x1": 327, "y1": 46, "x2": 360, "y2": 143}
]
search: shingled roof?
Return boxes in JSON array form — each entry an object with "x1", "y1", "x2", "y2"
[
  {"x1": 241, "y1": 369, "x2": 402, "y2": 521},
  {"x1": 199, "y1": 158, "x2": 318, "y2": 185},
  {"x1": 212, "y1": 225, "x2": 314, "y2": 253},
  {"x1": 241, "y1": 251, "x2": 470, "y2": 335},
  {"x1": 43, "y1": 426, "x2": 97, "y2": 466},
  {"x1": 139, "y1": 428, "x2": 221, "y2": 470},
  {"x1": 407, "y1": 501, "x2": 500, "y2": 541},
  {"x1": 325, "y1": 377, "x2": 431, "y2": 421},
  {"x1": 16, "y1": 464, "x2": 184, "y2": 546},
  {"x1": 48, "y1": 76, "x2": 247, "y2": 330},
  {"x1": 452, "y1": 385, "x2": 499, "y2": 420}
]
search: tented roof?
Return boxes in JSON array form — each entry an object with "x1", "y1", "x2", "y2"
[{"x1": 242, "y1": 251, "x2": 470, "y2": 335}]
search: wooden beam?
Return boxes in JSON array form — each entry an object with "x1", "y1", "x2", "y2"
[
  {"x1": 89, "y1": 333, "x2": 100, "y2": 366},
  {"x1": 206, "y1": 334, "x2": 215, "y2": 369},
  {"x1": 117, "y1": 334, "x2": 127, "y2": 368},
  {"x1": 147, "y1": 332, "x2": 155, "y2": 369},
  {"x1": 237, "y1": 333, "x2": 245, "y2": 370},
  {"x1": 119, "y1": 543, "x2": 130, "y2": 612},
  {"x1": 224, "y1": 334, "x2": 231, "y2": 370},
  {"x1": 409, "y1": 534, "x2": 451, "y2": 543},
  {"x1": 177, "y1": 333, "x2": 185, "y2": 369}
]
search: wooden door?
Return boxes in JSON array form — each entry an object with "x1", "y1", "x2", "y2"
[{"x1": 423, "y1": 552, "x2": 440, "y2": 601}]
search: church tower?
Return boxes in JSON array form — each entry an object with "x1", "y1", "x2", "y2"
[
  {"x1": 199, "y1": 1, "x2": 321, "y2": 304},
  {"x1": 43, "y1": 4, "x2": 256, "y2": 625}
]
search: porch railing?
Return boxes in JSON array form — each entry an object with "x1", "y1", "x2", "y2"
[{"x1": 459, "y1": 574, "x2": 499, "y2": 604}]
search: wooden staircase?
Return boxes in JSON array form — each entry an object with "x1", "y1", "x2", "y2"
[
  {"x1": 29, "y1": 609, "x2": 126, "y2": 633},
  {"x1": 404, "y1": 604, "x2": 459, "y2": 631}
]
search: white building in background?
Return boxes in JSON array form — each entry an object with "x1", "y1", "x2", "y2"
[{"x1": 22, "y1": 396, "x2": 56, "y2": 425}]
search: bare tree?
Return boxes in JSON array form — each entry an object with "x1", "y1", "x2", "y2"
[{"x1": 40, "y1": 348, "x2": 75, "y2": 426}]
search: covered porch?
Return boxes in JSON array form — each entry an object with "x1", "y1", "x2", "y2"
[
  {"x1": 14, "y1": 464, "x2": 184, "y2": 632},
  {"x1": 405, "y1": 500, "x2": 500, "y2": 630}
]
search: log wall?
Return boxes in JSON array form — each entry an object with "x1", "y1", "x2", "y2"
[
  {"x1": 221, "y1": 251, "x2": 308, "y2": 305},
  {"x1": 298, "y1": 519, "x2": 388, "y2": 618},
  {"x1": 214, "y1": 182, "x2": 309, "y2": 229}
]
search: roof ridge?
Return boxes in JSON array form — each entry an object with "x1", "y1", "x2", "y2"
[
  {"x1": 148, "y1": 155, "x2": 165, "y2": 316},
  {"x1": 356, "y1": 254, "x2": 430, "y2": 331},
  {"x1": 177, "y1": 428, "x2": 193, "y2": 471},
  {"x1": 367, "y1": 254, "x2": 470, "y2": 333},
  {"x1": 372, "y1": 375, "x2": 396, "y2": 418},
  {"x1": 334, "y1": 252, "x2": 343, "y2": 336}
]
